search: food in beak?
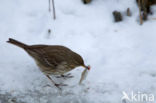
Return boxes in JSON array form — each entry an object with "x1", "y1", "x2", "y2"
[{"x1": 79, "y1": 66, "x2": 90, "y2": 84}]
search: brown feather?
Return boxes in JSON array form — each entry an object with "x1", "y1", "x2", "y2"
[{"x1": 7, "y1": 38, "x2": 85, "y2": 75}]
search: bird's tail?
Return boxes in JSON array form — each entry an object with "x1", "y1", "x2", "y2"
[{"x1": 7, "y1": 38, "x2": 28, "y2": 48}]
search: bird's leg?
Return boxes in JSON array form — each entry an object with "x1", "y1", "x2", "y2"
[
  {"x1": 56, "y1": 73, "x2": 73, "y2": 79},
  {"x1": 46, "y1": 75, "x2": 67, "y2": 90}
]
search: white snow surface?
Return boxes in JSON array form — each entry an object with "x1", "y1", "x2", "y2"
[{"x1": 0, "y1": 0, "x2": 156, "y2": 103}]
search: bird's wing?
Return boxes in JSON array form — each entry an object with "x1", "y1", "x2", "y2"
[
  {"x1": 26, "y1": 45, "x2": 75, "y2": 68},
  {"x1": 35, "y1": 48, "x2": 71, "y2": 68},
  {"x1": 42, "y1": 53, "x2": 66, "y2": 68}
]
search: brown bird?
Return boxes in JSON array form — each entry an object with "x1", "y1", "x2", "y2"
[{"x1": 7, "y1": 38, "x2": 90, "y2": 89}]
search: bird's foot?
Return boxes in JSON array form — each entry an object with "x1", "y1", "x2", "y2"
[
  {"x1": 55, "y1": 83, "x2": 67, "y2": 90},
  {"x1": 56, "y1": 73, "x2": 74, "y2": 79},
  {"x1": 62, "y1": 73, "x2": 74, "y2": 78}
]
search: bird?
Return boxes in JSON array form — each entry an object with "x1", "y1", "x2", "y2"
[{"x1": 7, "y1": 38, "x2": 90, "y2": 89}]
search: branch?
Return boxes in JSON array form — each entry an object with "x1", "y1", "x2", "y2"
[{"x1": 52, "y1": 0, "x2": 56, "y2": 20}]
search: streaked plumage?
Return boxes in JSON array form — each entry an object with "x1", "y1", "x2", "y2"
[{"x1": 7, "y1": 38, "x2": 90, "y2": 89}]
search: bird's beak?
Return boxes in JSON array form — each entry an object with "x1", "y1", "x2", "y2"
[{"x1": 84, "y1": 65, "x2": 90, "y2": 70}]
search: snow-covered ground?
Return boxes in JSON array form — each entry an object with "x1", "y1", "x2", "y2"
[{"x1": 0, "y1": 0, "x2": 156, "y2": 103}]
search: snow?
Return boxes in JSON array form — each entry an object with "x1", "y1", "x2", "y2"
[{"x1": 0, "y1": 0, "x2": 156, "y2": 103}]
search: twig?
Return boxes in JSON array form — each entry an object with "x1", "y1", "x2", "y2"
[
  {"x1": 52, "y1": 0, "x2": 56, "y2": 20},
  {"x1": 49, "y1": 0, "x2": 51, "y2": 12},
  {"x1": 138, "y1": 0, "x2": 143, "y2": 25}
]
